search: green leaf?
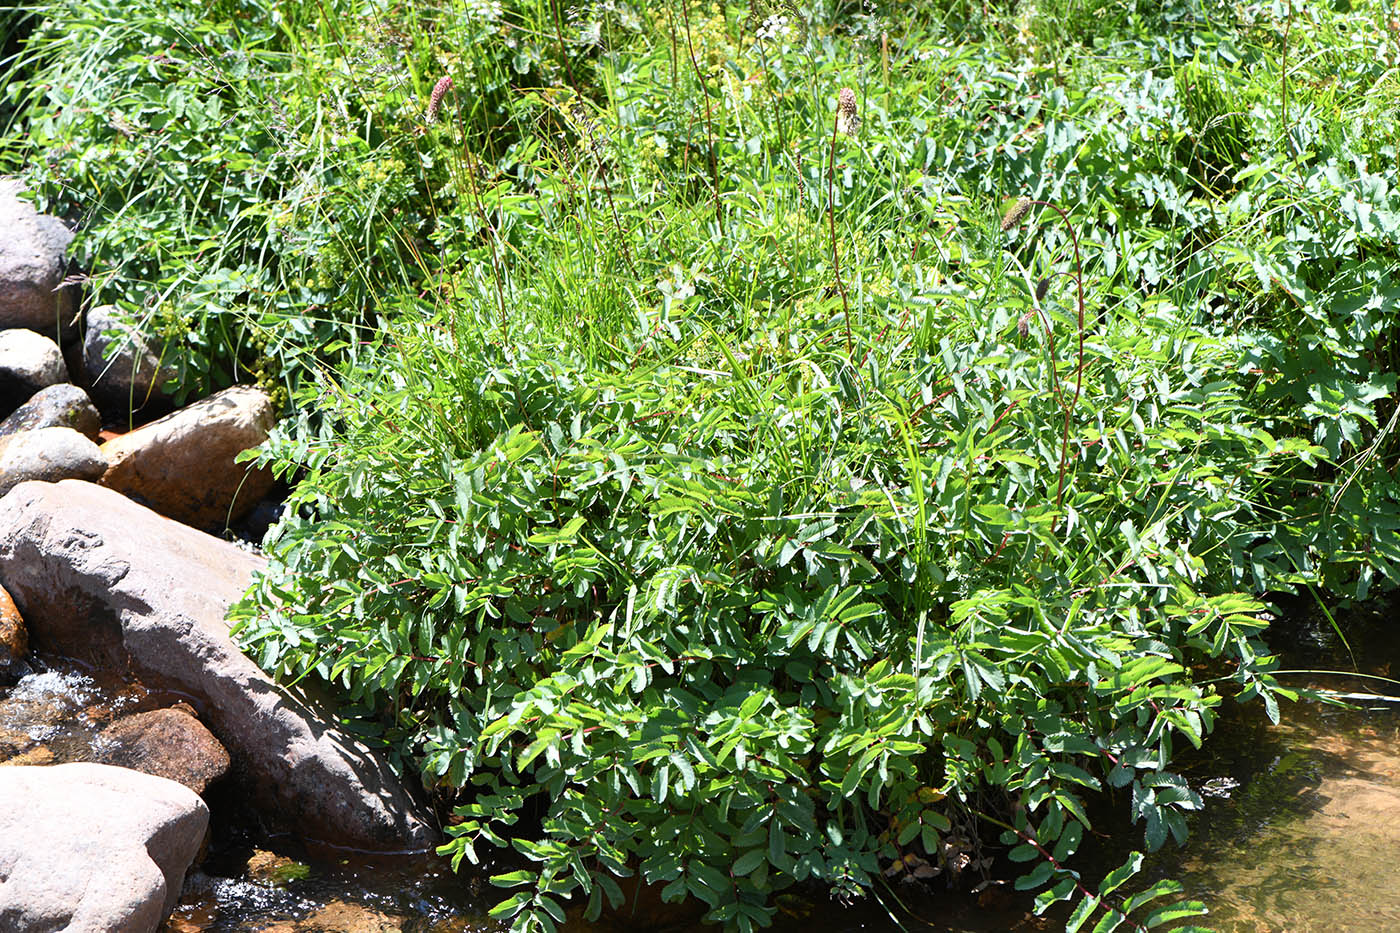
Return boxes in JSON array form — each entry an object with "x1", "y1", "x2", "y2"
[
  {"x1": 1014, "y1": 860, "x2": 1055, "y2": 891},
  {"x1": 1145, "y1": 901, "x2": 1209, "y2": 927},
  {"x1": 1098, "y1": 852, "x2": 1144, "y2": 896},
  {"x1": 1066, "y1": 894, "x2": 1101, "y2": 933},
  {"x1": 733, "y1": 848, "x2": 766, "y2": 876}
]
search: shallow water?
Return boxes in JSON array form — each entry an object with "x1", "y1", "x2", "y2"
[
  {"x1": 0, "y1": 663, "x2": 158, "y2": 765},
  {"x1": 5, "y1": 602, "x2": 1399, "y2": 933},
  {"x1": 1141, "y1": 604, "x2": 1400, "y2": 932}
]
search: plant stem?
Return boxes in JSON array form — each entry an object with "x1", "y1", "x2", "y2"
[
  {"x1": 549, "y1": 0, "x2": 578, "y2": 94},
  {"x1": 678, "y1": 0, "x2": 724, "y2": 236},
  {"x1": 1015, "y1": 200, "x2": 1086, "y2": 526},
  {"x1": 828, "y1": 124, "x2": 852, "y2": 358}
]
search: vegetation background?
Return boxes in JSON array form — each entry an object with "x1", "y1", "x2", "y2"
[{"x1": 4, "y1": 0, "x2": 1400, "y2": 929}]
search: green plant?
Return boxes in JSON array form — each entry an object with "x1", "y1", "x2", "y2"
[{"x1": 8, "y1": 0, "x2": 1400, "y2": 929}]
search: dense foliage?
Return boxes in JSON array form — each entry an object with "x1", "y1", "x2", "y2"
[{"x1": 6, "y1": 0, "x2": 1400, "y2": 930}]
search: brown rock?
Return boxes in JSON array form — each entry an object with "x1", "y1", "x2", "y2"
[
  {"x1": 99, "y1": 707, "x2": 231, "y2": 795},
  {"x1": 0, "y1": 582, "x2": 26, "y2": 669},
  {"x1": 244, "y1": 849, "x2": 311, "y2": 886},
  {"x1": 99, "y1": 384, "x2": 276, "y2": 530}
]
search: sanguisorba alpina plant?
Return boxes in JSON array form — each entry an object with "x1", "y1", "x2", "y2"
[{"x1": 427, "y1": 75, "x2": 453, "y2": 122}]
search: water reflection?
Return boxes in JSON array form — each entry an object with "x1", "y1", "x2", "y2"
[
  {"x1": 1143, "y1": 602, "x2": 1400, "y2": 932},
  {"x1": 1159, "y1": 689, "x2": 1400, "y2": 930}
]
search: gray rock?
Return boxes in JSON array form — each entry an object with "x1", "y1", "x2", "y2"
[
  {"x1": 0, "y1": 327, "x2": 68, "y2": 416},
  {"x1": 0, "y1": 179, "x2": 77, "y2": 342},
  {"x1": 0, "y1": 382, "x2": 101, "y2": 439},
  {"x1": 0, "y1": 480, "x2": 437, "y2": 851},
  {"x1": 0, "y1": 762, "x2": 207, "y2": 933},
  {"x1": 98, "y1": 706, "x2": 231, "y2": 796},
  {"x1": 0, "y1": 426, "x2": 106, "y2": 496},
  {"x1": 100, "y1": 383, "x2": 276, "y2": 530},
  {"x1": 82, "y1": 303, "x2": 176, "y2": 413}
]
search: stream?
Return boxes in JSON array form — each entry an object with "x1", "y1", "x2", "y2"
[{"x1": 1, "y1": 600, "x2": 1396, "y2": 932}]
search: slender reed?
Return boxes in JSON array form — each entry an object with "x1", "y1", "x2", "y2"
[{"x1": 458, "y1": 140, "x2": 510, "y2": 344}]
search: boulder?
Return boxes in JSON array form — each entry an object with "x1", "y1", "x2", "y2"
[
  {"x1": 0, "y1": 327, "x2": 68, "y2": 416},
  {"x1": 0, "y1": 425, "x2": 106, "y2": 496},
  {"x1": 0, "y1": 480, "x2": 436, "y2": 850},
  {"x1": 0, "y1": 178, "x2": 77, "y2": 342},
  {"x1": 0, "y1": 382, "x2": 102, "y2": 439},
  {"x1": 0, "y1": 762, "x2": 207, "y2": 933},
  {"x1": 0, "y1": 582, "x2": 26, "y2": 686},
  {"x1": 99, "y1": 384, "x2": 276, "y2": 530},
  {"x1": 98, "y1": 706, "x2": 231, "y2": 796},
  {"x1": 82, "y1": 303, "x2": 176, "y2": 413}
]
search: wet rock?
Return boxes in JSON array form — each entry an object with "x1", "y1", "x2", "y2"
[
  {"x1": 0, "y1": 327, "x2": 68, "y2": 416},
  {"x1": 245, "y1": 849, "x2": 312, "y2": 886},
  {"x1": 0, "y1": 762, "x2": 207, "y2": 932},
  {"x1": 0, "y1": 425, "x2": 106, "y2": 496},
  {"x1": 98, "y1": 706, "x2": 231, "y2": 796},
  {"x1": 0, "y1": 724, "x2": 36, "y2": 760},
  {"x1": 99, "y1": 384, "x2": 276, "y2": 530},
  {"x1": 0, "y1": 744, "x2": 53, "y2": 766},
  {"x1": 0, "y1": 582, "x2": 26, "y2": 686},
  {"x1": 253, "y1": 900, "x2": 405, "y2": 933},
  {"x1": 0, "y1": 178, "x2": 77, "y2": 341},
  {"x1": 0, "y1": 480, "x2": 437, "y2": 850},
  {"x1": 0, "y1": 382, "x2": 102, "y2": 439},
  {"x1": 82, "y1": 303, "x2": 176, "y2": 413}
]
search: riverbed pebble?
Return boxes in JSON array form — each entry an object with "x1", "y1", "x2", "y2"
[
  {"x1": 83, "y1": 303, "x2": 177, "y2": 413},
  {"x1": 99, "y1": 706, "x2": 232, "y2": 796},
  {"x1": 0, "y1": 425, "x2": 106, "y2": 496}
]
